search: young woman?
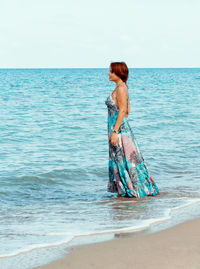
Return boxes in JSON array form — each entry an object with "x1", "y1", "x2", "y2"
[{"x1": 105, "y1": 62, "x2": 160, "y2": 198}]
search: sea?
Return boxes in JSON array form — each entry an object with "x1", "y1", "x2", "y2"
[{"x1": 0, "y1": 68, "x2": 200, "y2": 269}]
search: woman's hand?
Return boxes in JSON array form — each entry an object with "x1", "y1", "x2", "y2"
[{"x1": 111, "y1": 132, "x2": 119, "y2": 146}]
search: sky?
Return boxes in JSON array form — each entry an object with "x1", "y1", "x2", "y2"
[{"x1": 0, "y1": 0, "x2": 199, "y2": 68}]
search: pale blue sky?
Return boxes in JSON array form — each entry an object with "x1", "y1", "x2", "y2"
[{"x1": 0, "y1": 0, "x2": 199, "y2": 68}]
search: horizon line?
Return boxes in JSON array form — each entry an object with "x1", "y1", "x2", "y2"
[{"x1": 0, "y1": 67, "x2": 199, "y2": 69}]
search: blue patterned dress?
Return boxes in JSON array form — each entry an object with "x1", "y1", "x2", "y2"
[{"x1": 105, "y1": 91, "x2": 160, "y2": 198}]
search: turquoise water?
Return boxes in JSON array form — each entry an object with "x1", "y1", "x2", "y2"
[{"x1": 0, "y1": 68, "x2": 200, "y2": 268}]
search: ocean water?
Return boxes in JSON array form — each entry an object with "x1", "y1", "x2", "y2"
[{"x1": 0, "y1": 68, "x2": 200, "y2": 268}]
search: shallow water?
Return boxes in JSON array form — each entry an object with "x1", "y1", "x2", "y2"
[{"x1": 0, "y1": 68, "x2": 200, "y2": 268}]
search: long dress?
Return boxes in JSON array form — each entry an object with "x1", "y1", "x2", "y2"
[{"x1": 105, "y1": 90, "x2": 160, "y2": 198}]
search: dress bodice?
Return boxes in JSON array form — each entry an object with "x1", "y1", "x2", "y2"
[
  {"x1": 105, "y1": 93, "x2": 130, "y2": 134},
  {"x1": 105, "y1": 94, "x2": 118, "y2": 114},
  {"x1": 105, "y1": 93, "x2": 129, "y2": 117}
]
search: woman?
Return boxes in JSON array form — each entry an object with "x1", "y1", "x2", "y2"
[{"x1": 105, "y1": 62, "x2": 160, "y2": 198}]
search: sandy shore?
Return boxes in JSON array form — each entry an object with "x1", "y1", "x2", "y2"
[{"x1": 35, "y1": 217, "x2": 200, "y2": 269}]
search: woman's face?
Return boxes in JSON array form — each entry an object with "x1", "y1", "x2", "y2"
[{"x1": 108, "y1": 67, "x2": 119, "y2": 82}]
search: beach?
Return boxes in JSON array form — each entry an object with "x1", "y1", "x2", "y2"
[
  {"x1": 35, "y1": 217, "x2": 200, "y2": 269},
  {"x1": 1, "y1": 0, "x2": 200, "y2": 264}
]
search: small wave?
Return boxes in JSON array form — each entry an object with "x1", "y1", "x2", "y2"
[
  {"x1": 73, "y1": 217, "x2": 171, "y2": 237},
  {"x1": 80, "y1": 198, "x2": 200, "y2": 239},
  {"x1": 170, "y1": 198, "x2": 200, "y2": 211},
  {"x1": 0, "y1": 236, "x2": 74, "y2": 259},
  {"x1": 0, "y1": 217, "x2": 171, "y2": 259},
  {"x1": 2, "y1": 167, "x2": 93, "y2": 187}
]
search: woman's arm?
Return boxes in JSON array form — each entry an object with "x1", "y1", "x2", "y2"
[{"x1": 113, "y1": 85, "x2": 128, "y2": 132}]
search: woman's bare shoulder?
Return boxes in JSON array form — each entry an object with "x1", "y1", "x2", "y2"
[{"x1": 116, "y1": 84, "x2": 128, "y2": 97}]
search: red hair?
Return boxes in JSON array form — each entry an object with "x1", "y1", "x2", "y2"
[{"x1": 110, "y1": 62, "x2": 129, "y2": 85}]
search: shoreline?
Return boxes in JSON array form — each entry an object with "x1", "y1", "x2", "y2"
[{"x1": 34, "y1": 216, "x2": 200, "y2": 269}]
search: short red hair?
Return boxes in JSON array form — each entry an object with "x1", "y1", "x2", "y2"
[{"x1": 110, "y1": 62, "x2": 129, "y2": 84}]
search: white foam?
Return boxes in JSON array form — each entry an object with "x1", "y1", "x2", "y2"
[
  {"x1": 72, "y1": 216, "x2": 172, "y2": 237},
  {"x1": 0, "y1": 236, "x2": 74, "y2": 259},
  {"x1": 170, "y1": 198, "x2": 200, "y2": 211}
]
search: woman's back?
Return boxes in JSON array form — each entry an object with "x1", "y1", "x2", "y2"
[{"x1": 111, "y1": 84, "x2": 130, "y2": 118}]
